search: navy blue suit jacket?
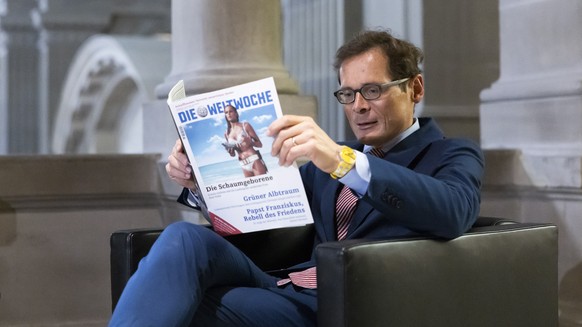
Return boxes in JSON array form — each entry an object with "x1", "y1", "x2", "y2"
[{"x1": 298, "y1": 118, "x2": 483, "y2": 265}]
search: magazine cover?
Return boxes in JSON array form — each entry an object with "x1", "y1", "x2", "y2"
[{"x1": 167, "y1": 77, "x2": 314, "y2": 235}]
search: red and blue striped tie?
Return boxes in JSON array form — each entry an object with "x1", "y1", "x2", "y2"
[{"x1": 277, "y1": 148, "x2": 384, "y2": 289}]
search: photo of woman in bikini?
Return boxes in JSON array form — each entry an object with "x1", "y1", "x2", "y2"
[{"x1": 222, "y1": 105, "x2": 268, "y2": 177}]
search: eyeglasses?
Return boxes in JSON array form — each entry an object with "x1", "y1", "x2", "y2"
[{"x1": 333, "y1": 77, "x2": 410, "y2": 104}]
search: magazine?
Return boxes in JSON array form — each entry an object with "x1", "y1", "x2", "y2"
[{"x1": 167, "y1": 77, "x2": 314, "y2": 235}]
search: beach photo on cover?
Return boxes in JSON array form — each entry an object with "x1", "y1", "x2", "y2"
[{"x1": 183, "y1": 104, "x2": 279, "y2": 184}]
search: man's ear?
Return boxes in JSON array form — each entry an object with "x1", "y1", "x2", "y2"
[{"x1": 411, "y1": 74, "x2": 424, "y2": 103}]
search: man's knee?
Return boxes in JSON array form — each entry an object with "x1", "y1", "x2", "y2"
[
  {"x1": 162, "y1": 221, "x2": 213, "y2": 243},
  {"x1": 150, "y1": 222, "x2": 218, "y2": 261}
]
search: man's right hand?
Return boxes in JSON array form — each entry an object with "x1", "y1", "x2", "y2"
[{"x1": 166, "y1": 139, "x2": 196, "y2": 190}]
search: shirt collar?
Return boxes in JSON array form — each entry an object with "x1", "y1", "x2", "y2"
[{"x1": 364, "y1": 118, "x2": 420, "y2": 154}]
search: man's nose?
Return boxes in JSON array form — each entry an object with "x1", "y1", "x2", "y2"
[{"x1": 351, "y1": 92, "x2": 369, "y2": 113}]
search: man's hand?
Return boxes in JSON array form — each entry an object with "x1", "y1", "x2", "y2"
[
  {"x1": 165, "y1": 139, "x2": 197, "y2": 189},
  {"x1": 267, "y1": 115, "x2": 342, "y2": 173}
]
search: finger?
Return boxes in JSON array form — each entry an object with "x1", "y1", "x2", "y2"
[
  {"x1": 268, "y1": 115, "x2": 306, "y2": 154},
  {"x1": 166, "y1": 156, "x2": 190, "y2": 180},
  {"x1": 176, "y1": 151, "x2": 191, "y2": 169},
  {"x1": 166, "y1": 159, "x2": 196, "y2": 189},
  {"x1": 271, "y1": 122, "x2": 307, "y2": 156},
  {"x1": 277, "y1": 137, "x2": 298, "y2": 166},
  {"x1": 168, "y1": 146, "x2": 188, "y2": 169},
  {"x1": 281, "y1": 134, "x2": 314, "y2": 167},
  {"x1": 167, "y1": 147, "x2": 191, "y2": 178},
  {"x1": 172, "y1": 139, "x2": 191, "y2": 166},
  {"x1": 173, "y1": 139, "x2": 183, "y2": 154},
  {"x1": 167, "y1": 168, "x2": 195, "y2": 189},
  {"x1": 267, "y1": 115, "x2": 301, "y2": 136}
]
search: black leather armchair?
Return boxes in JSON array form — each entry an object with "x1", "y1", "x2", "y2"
[{"x1": 110, "y1": 217, "x2": 558, "y2": 327}]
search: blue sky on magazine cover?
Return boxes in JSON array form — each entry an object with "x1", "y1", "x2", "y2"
[{"x1": 184, "y1": 104, "x2": 278, "y2": 168}]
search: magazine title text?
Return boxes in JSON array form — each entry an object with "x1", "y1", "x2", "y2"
[{"x1": 178, "y1": 90, "x2": 274, "y2": 123}]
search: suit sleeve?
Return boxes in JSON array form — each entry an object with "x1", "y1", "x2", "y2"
[
  {"x1": 177, "y1": 188, "x2": 211, "y2": 223},
  {"x1": 363, "y1": 139, "x2": 484, "y2": 239}
]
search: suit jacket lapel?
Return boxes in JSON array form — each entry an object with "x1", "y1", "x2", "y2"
[
  {"x1": 345, "y1": 118, "x2": 445, "y2": 237},
  {"x1": 384, "y1": 118, "x2": 444, "y2": 166}
]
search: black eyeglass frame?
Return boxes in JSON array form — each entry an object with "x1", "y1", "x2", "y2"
[{"x1": 333, "y1": 77, "x2": 410, "y2": 104}]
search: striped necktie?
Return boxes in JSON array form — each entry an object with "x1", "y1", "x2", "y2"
[
  {"x1": 335, "y1": 147, "x2": 384, "y2": 240},
  {"x1": 276, "y1": 147, "x2": 384, "y2": 289}
]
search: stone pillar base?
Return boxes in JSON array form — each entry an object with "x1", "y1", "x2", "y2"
[
  {"x1": 483, "y1": 149, "x2": 582, "y2": 188},
  {"x1": 480, "y1": 149, "x2": 582, "y2": 327},
  {"x1": 481, "y1": 77, "x2": 582, "y2": 156}
]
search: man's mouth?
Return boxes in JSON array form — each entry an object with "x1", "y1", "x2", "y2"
[{"x1": 356, "y1": 121, "x2": 377, "y2": 130}]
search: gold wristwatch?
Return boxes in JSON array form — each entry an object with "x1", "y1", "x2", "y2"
[{"x1": 330, "y1": 146, "x2": 356, "y2": 179}]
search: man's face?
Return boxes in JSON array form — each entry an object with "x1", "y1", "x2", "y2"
[{"x1": 339, "y1": 47, "x2": 422, "y2": 147}]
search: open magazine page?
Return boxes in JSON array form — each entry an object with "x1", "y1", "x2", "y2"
[{"x1": 167, "y1": 77, "x2": 314, "y2": 235}]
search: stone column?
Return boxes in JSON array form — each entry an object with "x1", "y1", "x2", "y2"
[
  {"x1": 0, "y1": 0, "x2": 41, "y2": 154},
  {"x1": 33, "y1": 0, "x2": 114, "y2": 153},
  {"x1": 0, "y1": 0, "x2": 114, "y2": 154},
  {"x1": 156, "y1": 0, "x2": 299, "y2": 96},
  {"x1": 481, "y1": 0, "x2": 582, "y2": 187},
  {"x1": 422, "y1": 0, "x2": 499, "y2": 143},
  {"x1": 479, "y1": 1, "x2": 582, "y2": 325},
  {"x1": 0, "y1": 1, "x2": 8, "y2": 154},
  {"x1": 146, "y1": 0, "x2": 316, "y2": 161}
]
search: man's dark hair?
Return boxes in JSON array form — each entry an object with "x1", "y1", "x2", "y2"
[{"x1": 333, "y1": 29, "x2": 423, "y2": 85}]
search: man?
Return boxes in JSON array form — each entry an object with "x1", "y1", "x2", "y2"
[{"x1": 110, "y1": 29, "x2": 483, "y2": 326}]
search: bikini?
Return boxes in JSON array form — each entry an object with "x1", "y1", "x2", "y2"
[{"x1": 227, "y1": 122, "x2": 264, "y2": 172}]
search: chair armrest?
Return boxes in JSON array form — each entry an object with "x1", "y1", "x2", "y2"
[
  {"x1": 110, "y1": 228, "x2": 163, "y2": 311},
  {"x1": 315, "y1": 223, "x2": 558, "y2": 327},
  {"x1": 110, "y1": 224, "x2": 314, "y2": 310}
]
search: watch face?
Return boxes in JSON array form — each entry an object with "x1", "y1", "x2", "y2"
[
  {"x1": 197, "y1": 106, "x2": 208, "y2": 117},
  {"x1": 341, "y1": 147, "x2": 356, "y2": 162}
]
